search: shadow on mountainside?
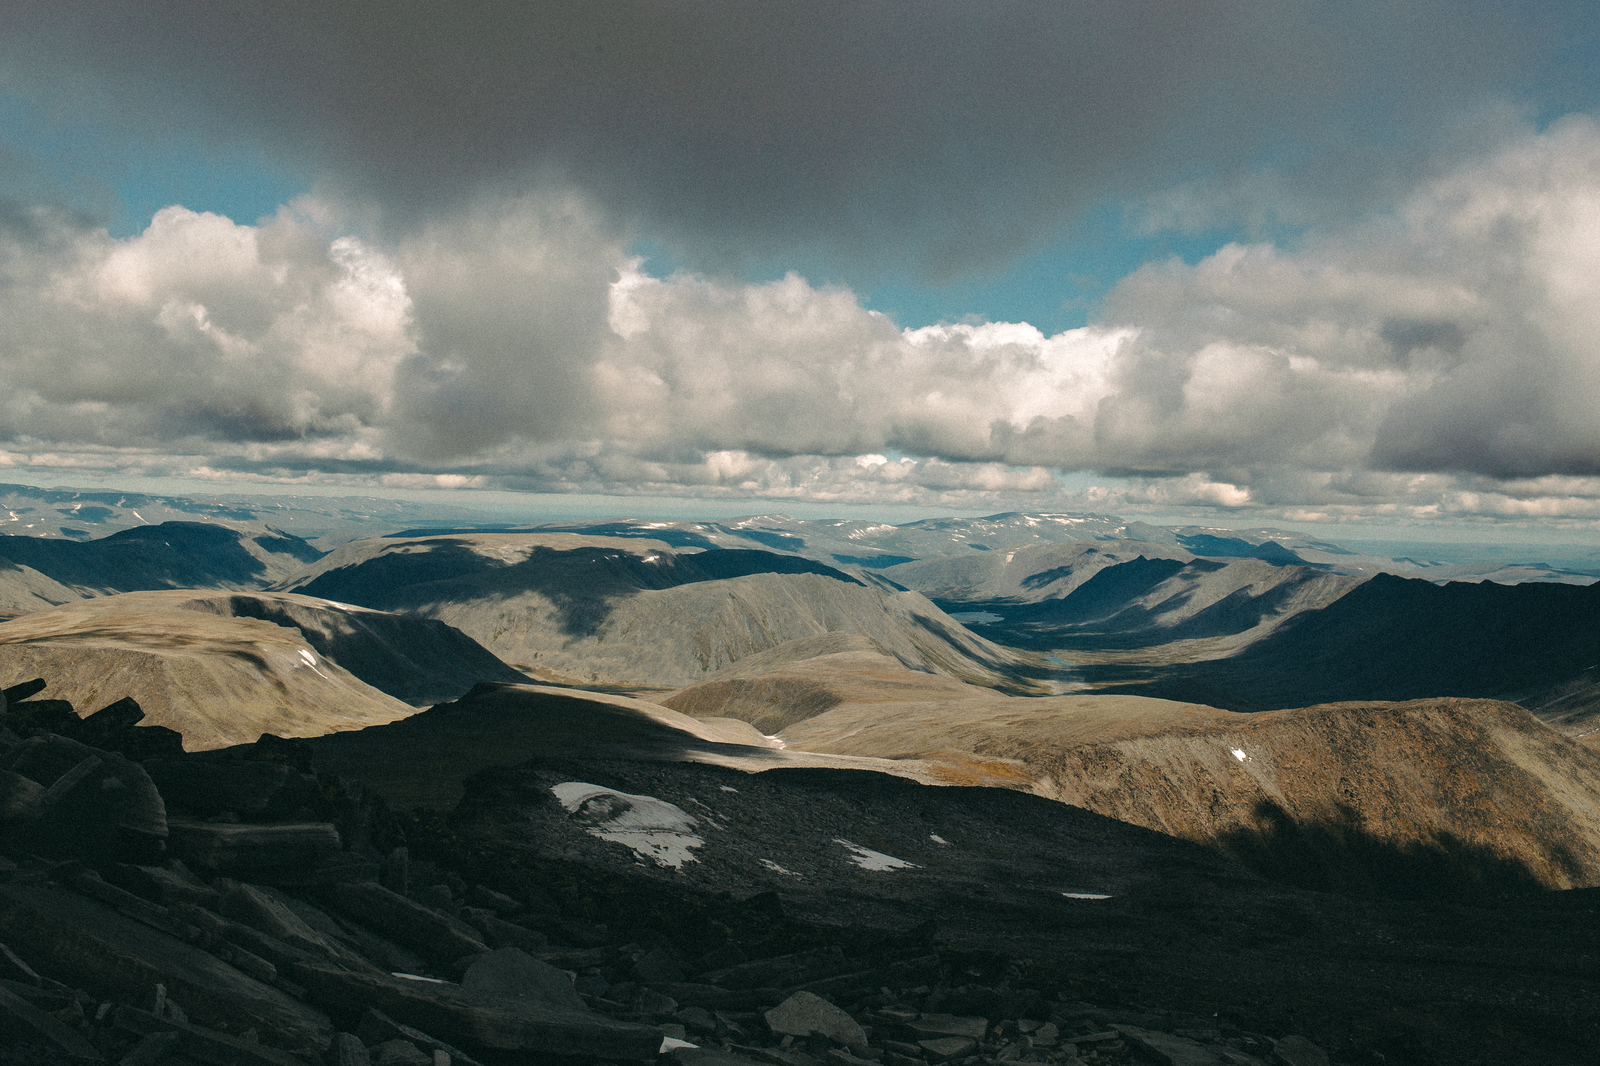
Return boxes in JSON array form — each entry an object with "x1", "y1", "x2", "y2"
[
  {"x1": 295, "y1": 542, "x2": 866, "y2": 639},
  {"x1": 1213, "y1": 798, "x2": 1577, "y2": 900},
  {"x1": 0, "y1": 522, "x2": 298, "y2": 591},
  {"x1": 1102, "y1": 572, "x2": 1600, "y2": 708}
]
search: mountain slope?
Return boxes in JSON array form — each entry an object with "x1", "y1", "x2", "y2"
[
  {"x1": 664, "y1": 641, "x2": 1600, "y2": 894},
  {"x1": 0, "y1": 591, "x2": 530, "y2": 748},
  {"x1": 1119, "y1": 573, "x2": 1600, "y2": 729},
  {"x1": 275, "y1": 534, "x2": 1029, "y2": 689},
  {"x1": 0, "y1": 521, "x2": 324, "y2": 599}
]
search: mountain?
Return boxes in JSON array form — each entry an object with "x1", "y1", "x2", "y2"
[
  {"x1": 0, "y1": 481, "x2": 498, "y2": 548},
  {"x1": 0, "y1": 591, "x2": 531, "y2": 748},
  {"x1": 1107, "y1": 572, "x2": 1600, "y2": 731},
  {"x1": 0, "y1": 521, "x2": 324, "y2": 604},
  {"x1": 274, "y1": 534, "x2": 1031, "y2": 690},
  {"x1": 663, "y1": 637, "x2": 1600, "y2": 895},
  {"x1": 878, "y1": 542, "x2": 1365, "y2": 651}
]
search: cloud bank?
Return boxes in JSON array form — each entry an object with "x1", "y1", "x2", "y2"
[
  {"x1": 0, "y1": 0, "x2": 1560, "y2": 279},
  {"x1": 1, "y1": 115, "x2": 1600, "y2": 526}
]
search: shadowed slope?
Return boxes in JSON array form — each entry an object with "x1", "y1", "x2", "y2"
[
  {"x1": 0, "y1": 521, "x2": 324, "y2": 599},
  {"x1": 1118, "y1": 573, "x2": 1600, "y2": 732},
  {"x1": 298, "y1": 681, "x2": 954, "y2": 810},
  {"x1": 275, "y1": 534, "x2": 1027, "y2": 689}
]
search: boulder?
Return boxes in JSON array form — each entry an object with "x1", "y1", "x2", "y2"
[
  {"x1": 292, "y1": 962, "x2": 664, "y2": 1059},
  {"x1": 764, "y1": 991, "x2": 869, "y2": 1050},
  {"x1": 0, "y1": 768, "x2": 43, "y2": 823},
  {"x1": 460, "y1": 946, "x2": 587, "y2": 1011},
  {"x1": 0, "y1": 882, "x2": 333, "y2": 1049},
  {"x1": 112, "y1": 1004, "x2": 313, "y2": 1066},
  {"x1": 221, "y1": 881, "x2": 387, "y2": 976},
  {"x1": 1271, "y1": 1034, "x2": 1330, "y2": 1066},
  {"x1": 460, "y1": 907, "x2": 549, "y2": 953},
  {"x1": 3, "y1": 737, "x2": 167, "y2": 863},
  {"x1": 71, "y1": 696, "x2": 145, "y2": 748},
  {"x1": 103, "y1": 861, "x2": 221, "y2": 908},
  {"x1": 371, "y1": 1039, "x2": 432, "y2": 1066},
  {"x1": 354, "y1": 1007, "x2": 487, "y2": 1066},
  {"x1": 8, "y1": 699, "x2": 79, "y2": 733},
  {"x1": 918, "y1": 1037, "x2": 977, "y2": 1063},
  {"x1": 145, "y1": 757, "x2": 315, "y2": 819},
  {"x1": 2, "y1": 678, "x2": 46, "y2": 703},
  {"x1": 905, "y1": 1014, "x2": 990, "y2": 1041},
  {"x1": 330, "y1": 1032, "x2": 374, "y2": 1066},
  {"x1": 324, "y1": 881, "x2": 487, "y2": 966},
  {"x1": 167, "y1": 821, "x2": 340, "y2": 878},
  {"x1": 1115, "y1": 1024, "x2": 1224, "y2": 1066},
  {"x1": 0, "y1": 982, "x2": 103, "y2": 1060}
]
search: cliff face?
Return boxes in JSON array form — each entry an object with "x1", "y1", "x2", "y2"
[{"x1": 277, "y1": 534, "x2": 1028, "y2": 689}]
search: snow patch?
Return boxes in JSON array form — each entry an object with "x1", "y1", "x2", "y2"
[
  {"x1": 835, "y1": 839, "x2": 919, "y2": 872},
  {"x1": 1061, "y1": 893, "x2": 1113, "y2": 900},
  {"x1": 1232, "y1": 748, "x2": 1248, "y2": 762},
  {"x1": 552, "y1": 782, "x2": 704, "y2": 869},
  {"x1": 929, "y1": 834, "x2": 952, "y2": 846},
  {"x1": 760, "y1": 859, "x2": 799, "y2": 875}
]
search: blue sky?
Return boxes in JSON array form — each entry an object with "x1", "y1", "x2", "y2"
[{"x1": 1, "y1": 1, "x2": 1599, "y2": 540}]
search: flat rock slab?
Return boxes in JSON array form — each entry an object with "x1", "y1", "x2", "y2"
[
  {"x1": 0, "y1": 982, "x2": 104, "y2": 1060},
  {"x1": 461, "y1": 946, "x2": 587, "y2": 1011},
  {"x1": 765, "y1": 991, "x2": 868, "y2": 1050},
  {"x1": 325, "y1": 881, "x2": 487, "y2": 965},
  {"x1": 1271, "y1": 1035, "x2": 1330, "y2": 1066},
  {"x1": 113, "y1": 1004, "x2": 309, "y2": 1066},
  {"x1": 292, "y1": 961, "x2": 662, "y2": 1059},
  {"x1": 0, "y1": 882, "x2": 332, "y2": 1050},
  {"x1": 168, "y1": 821, "x2": 341, "y2": 876},
  {"x1": 918, "y1": 1037, "x2": 978, "y2": 1063},
  {"x1": 907, "y1": 1014, "x2": 990, "y2": 1041},
  {"x1": 1115, "y1": 1025, "x2": 1224, "y2": 1066}
]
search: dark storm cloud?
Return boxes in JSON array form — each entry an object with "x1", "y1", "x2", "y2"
[{"x1": 0, "y1": 0, "x2": 1553, "y2": 278}]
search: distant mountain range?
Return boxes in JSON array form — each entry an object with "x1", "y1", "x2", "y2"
[{"x1": 0, "y1": 488, "x2": 1598, "y2": 736}]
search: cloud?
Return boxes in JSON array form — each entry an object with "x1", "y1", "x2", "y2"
[
  {"x1": 0, "y1": 200, "x2": 409, "y2": 452},
  {"x1": 0, "y1": 0, "x2": 1561, "y2": 279},
  {"x1": 1098, "y1": 113, "x2": 1600, "y2": 480},
  {"x1": 2, "y1": 115, "x2": 1600, "y2": 529}
]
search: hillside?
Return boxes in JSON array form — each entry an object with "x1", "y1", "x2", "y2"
[
  {"x1": 275, "y1": 534, "x2": 1030, "y2": 690},
  {"x1": 1109, "y1": 572, "x2": 1600, "y2": 731},
  {"x1": 0, "y1": 591, "x2": 530, "y2": 748},
  {"x1": 664, "y1": 639, "x2": 1600, "y2": 895},
  {"x1": 0, "y1": 521, "x2": 324, "y2": 603}
]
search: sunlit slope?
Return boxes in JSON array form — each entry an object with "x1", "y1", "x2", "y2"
[
  {"x1": 275, "y1": 534, "x2": 1029, "y2": 689},
  {"x1": 666, "y1": 639, "x2": 1600, "y2": 891},
  {"x1": 0, "y1": 590, "x2": 528, "y2": 748}
]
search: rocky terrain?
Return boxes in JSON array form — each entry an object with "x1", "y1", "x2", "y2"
[
  {"x1": 3, "y1": 676, "x2": 1599, "y2": 1066},
  {"x1": 0, "y1": 498, "x2": 1598, "y2": 1064},
  {"x1": 272, "y1": 535, "x2": 1029, "y2": 692}
]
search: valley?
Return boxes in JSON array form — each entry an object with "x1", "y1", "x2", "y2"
[{"x1": 1, "y1": 495, "x2": 1599, "y2": 1065}]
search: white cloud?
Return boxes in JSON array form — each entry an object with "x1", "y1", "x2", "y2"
[{"x1": 2, "y1": 116, "x2": 1600, "y2": 530}]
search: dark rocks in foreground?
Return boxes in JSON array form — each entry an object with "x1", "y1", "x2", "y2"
[{"x1": 0, "y1": 678, "x2": 1596, "y2": 1066}]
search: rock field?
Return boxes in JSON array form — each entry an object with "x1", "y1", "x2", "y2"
[{"x1": 3, "y1": 676, "x2": 1600, "y2": 1066}]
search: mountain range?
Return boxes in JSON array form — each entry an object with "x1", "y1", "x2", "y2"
[{"x1": 2, "y1": 486, "x2": 1600, "y2": 1061}]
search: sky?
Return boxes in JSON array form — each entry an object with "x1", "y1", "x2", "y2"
[{"x1": 1, "y1": 1, "x2": 1600, "y2": 539}]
